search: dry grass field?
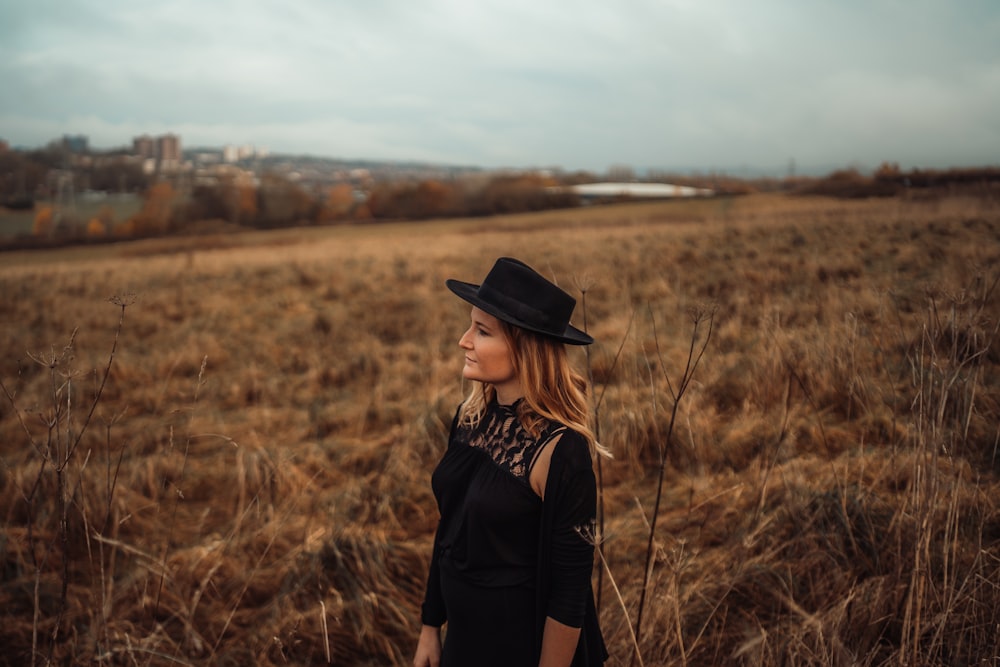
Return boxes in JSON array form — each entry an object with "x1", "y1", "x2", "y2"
[{"x1": 2, "y1": 192, "x2": 999, "y2": 666}]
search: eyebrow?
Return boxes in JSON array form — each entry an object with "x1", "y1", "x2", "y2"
[{"x1": 472, "y1": 316, "x2": 494, "y2": 331}]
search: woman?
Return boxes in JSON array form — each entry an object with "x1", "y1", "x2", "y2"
[{"x1": 414, "y1": 257, "x2": 609, "y2": 667}]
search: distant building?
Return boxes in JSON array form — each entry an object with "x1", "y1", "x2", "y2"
[
  {"x1": 133, "y1": 135, "x2": 155, "y2": 159},
  {"x1": 132, "y1": 133, "x2": 182, "y2": 172},
  {"x1": 62, "y1": 134, "x2": 89, "y2": 153},
  {"x1": 194, "y1": 152, "x2": 221, "y2": 165},
  {"x1": 157, "y1": 134, "x2": 181, "y2": 162},
  {"x1": 223, "y1": 144, "x2": 266, "y2": 162}
]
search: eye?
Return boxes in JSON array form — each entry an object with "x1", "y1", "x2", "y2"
[{"x1": 477, "y1": 327, "x2": 490, "y2": 336}]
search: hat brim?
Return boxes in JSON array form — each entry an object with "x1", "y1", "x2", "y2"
[{"x1": 447, "y1": 279, "x2": 594, "y2": 345}]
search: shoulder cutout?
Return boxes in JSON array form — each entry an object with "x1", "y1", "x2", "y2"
[{"x1": 529, "y1": 431, "x2": 563, "y2": 500}]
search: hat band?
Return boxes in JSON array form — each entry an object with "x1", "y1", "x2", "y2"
[{"x1": 478, "y1": 283, "x2": 563, "y2": 334}]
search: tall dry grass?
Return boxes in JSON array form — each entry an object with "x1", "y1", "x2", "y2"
[{"x1": 1, "y1": 192, "x2": 998, "y2": 665}]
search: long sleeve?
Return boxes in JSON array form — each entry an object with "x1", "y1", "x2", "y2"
[
  {"x1": 420, "y1": 526, "x2": 447, "y2": 626},
  {"x1": 544, "y1": 447, "x2": 597, "y2": 627},
  {"x1": 420, "y1": 406, "x2": 462, "y2": 628},
  {"x1": 535, "y1": 430, "x2": 608, "y2": 665}
]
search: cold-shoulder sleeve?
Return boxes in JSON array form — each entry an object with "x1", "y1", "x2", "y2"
[{"x1": 539, "y1": 430, "x2": 598, "y2": 628}]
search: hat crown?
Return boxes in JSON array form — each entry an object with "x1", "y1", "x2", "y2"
[
  {"x1": 477, "y1": 258, "x2": 575, "y2": 335},
  {"x1": 446, "y1": 257, "x2": 592, "y2": 345}
]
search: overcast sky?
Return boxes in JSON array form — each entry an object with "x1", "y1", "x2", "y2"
[{"x1": 1, "y1": 0, "x2": 998, "y2": 174}]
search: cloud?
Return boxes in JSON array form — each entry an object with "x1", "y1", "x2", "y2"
[{"x1": 1, "y1": 0, "x2": 998, "y2": 172}]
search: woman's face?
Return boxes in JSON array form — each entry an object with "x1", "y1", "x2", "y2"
[{"x1": 459, "y1": 307, "x2": 521, "y2": 401}]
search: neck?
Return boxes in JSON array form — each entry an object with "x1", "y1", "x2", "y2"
[{"x1": 493, "y1": 381, "x2": 523, "y2": 407}]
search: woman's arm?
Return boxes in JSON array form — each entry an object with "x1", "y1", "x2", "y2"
[
  {"x1": 413, "y1": 624, "x2": 442, "y2": 667},
  {"x1": 538, "y1": 616, "x2": 582, "y2": 667},
  {"x1": 537, "y1": 432, "x2": 603, "y2": 664}
]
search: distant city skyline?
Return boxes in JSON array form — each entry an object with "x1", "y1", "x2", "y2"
[{"x1": 2, "y1": 1, "x2": 998, "y2": 175}]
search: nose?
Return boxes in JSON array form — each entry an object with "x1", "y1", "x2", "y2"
[{"x1": 459, "y1": 325, "x2": 474, "y2": 349}]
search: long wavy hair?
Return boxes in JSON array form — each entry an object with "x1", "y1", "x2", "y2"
[{"x1": 458, "y1": 319, "x2": 612, "y2": 459}]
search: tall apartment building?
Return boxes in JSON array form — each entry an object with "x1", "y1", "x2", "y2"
[
  {"x1": 133, "y1": 134, "x2": 155, "y2": 159},
  {"x1": 157, "y1": 134, "x2": 181, "y2": 162},
  {"x1": 132, "y1": 133, "x2": 182, "y2": 172}
]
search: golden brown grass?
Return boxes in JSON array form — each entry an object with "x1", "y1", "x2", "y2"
[{"x1": 1, "y1": 192, "x2": 998, "y2": 665}]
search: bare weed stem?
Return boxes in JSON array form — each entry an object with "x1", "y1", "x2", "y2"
[{"x1": 633, "y1": 304, "x2": 714, "y2": 654}]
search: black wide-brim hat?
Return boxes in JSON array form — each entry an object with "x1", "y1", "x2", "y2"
[{"x1": 446, "y1": 257, "x2": 594, "y2": 345}]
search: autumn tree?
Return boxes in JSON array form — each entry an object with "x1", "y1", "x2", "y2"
[
  {"x1": 1, "y1": 148, "x2": 61, "y2": 203},
  {"x1": 85, "y1": 160, "x2": 147, "y2": 192},
  {"x1": 85, "y1": 204, "x2": 114, "y2": 237},
  {"x1": 86, "y1": 218, "x2": 107, "y2": 237},
  {"x1": 128, "y1": 181, "x2": 177, "y2": 235},
  {"x1": 412, "y1": 180, "x2": 456, "y2": 218},
  {"x1": 256, "y1": 173, "x2": 315, "y2": 228},
  {"x1": 465, "y1": 174, "x2": 576, "y2": 216},
  {"x1": 188, "y1": 183, "x2": 228, "y2": 221},
  {"x1": 317, "y1": 183, "x2": 356, "y2": 222},
  {"x1": 366, "y1": 179, "x2": 458, "y2": 220},
  {"x1": 874, "y1": 161, "x2": 901, "y2": 179},
  {"x1": 232, "y1": 182, "x2": 258, "y2": 224},
  {"x1": 33, "y1": 205, "x2": 54, "y2": 237}
]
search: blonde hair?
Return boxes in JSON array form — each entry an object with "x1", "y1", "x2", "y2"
[{"x1": 459, "y1": 320, "x2": 612, "y2": 459}]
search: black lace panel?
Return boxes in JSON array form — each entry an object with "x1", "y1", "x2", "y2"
[{"x1": 457, "y1": 402, "x2": 562, "y2": 482}]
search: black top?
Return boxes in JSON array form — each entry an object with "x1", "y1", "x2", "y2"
[
  {"x1": 422, "y1": 400, "x2": 608, "y2": 664},
  {"x1": 423, "y1": 399, "x2": 565, "y2": 594}
]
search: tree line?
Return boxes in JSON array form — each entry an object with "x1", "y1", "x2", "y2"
[{"x1": 20, "y1": 172, "x2": 587, "y2": 243}]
